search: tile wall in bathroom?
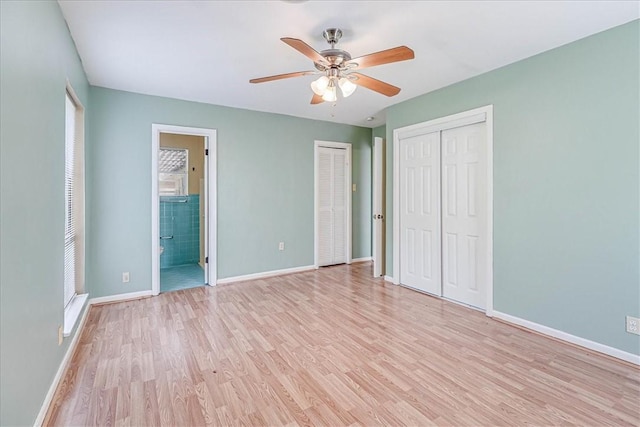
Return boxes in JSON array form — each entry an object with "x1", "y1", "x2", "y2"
[{"x1": 159, "y1": 195, "x2": 200, "y2": 268}]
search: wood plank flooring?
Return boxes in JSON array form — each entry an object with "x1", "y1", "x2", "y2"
[{"x1": 45, "y1": 262, "x2": 640, "y2": 426}]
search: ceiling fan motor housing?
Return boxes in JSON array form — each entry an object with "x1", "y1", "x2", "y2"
[
  {"x1": 315, "y1": 49, "x2": 352, "y2": 70},
  {"x1": 314, "y1": 29, "x2": 353, "y2": 71}
]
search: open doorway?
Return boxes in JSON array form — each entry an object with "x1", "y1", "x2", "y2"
[
  {"x1": 151, "y1": 125, "x2": 217, "y2": 295},
  {"x1": 159, "y1": 134, "x2": 204, "y2": 292}
]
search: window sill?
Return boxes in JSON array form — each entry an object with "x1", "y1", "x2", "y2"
[{"x1": 63, "y1": 293, "x2": 88, "y2": 337}]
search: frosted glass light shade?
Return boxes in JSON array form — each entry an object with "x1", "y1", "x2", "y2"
[
  {"x1": 322, "y1": 85, "x2": 337, "y2": 102},
  {"x1": 339, "y1": 77, "x2": 357, "y2": 97},
  {"x1": 310, "y1": 76, "x2": 329, "y2": 95}
]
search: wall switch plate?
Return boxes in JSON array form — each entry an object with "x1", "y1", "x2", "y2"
[
  {"x1": 626, "y1": 316, "x2": 639, "y2": 335},
  {"x1": 58, "y1": 325, "x2": 63, "y2": 345},
  {"x1": 122, "y1": 272, "x2": 130, "y2": 283},
  {"x1": 278, "y1": 242, "x2": 285, "y2": 251},
  {"x1": 352, "y1": 183, "x2": 357, "y2": 192}
]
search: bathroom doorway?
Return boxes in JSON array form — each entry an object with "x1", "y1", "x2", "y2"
[{"x1": 151, "y1": 125, "x2": 217, "y2": 295}]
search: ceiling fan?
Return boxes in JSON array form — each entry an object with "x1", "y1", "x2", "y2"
[{"x1": 250, "y1": 28, "x2": 414, "y2": 104}]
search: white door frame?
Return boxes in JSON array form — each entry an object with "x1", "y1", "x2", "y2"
[
  {"x1": 151, "y1": 124, "x2": 217, "y2": 295},
  {"x1": 314, "y1": 140, "x2": 352, "y2": 268},
  {"x1": 372, "y1": 136, "x2": 385, "y2": 277},
  {"x1": 392, "y1": 105, "x2": 494, "y2": 315}
]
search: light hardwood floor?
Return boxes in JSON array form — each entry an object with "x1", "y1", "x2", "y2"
[{"x1": 45, "y1": 262, "x2": 640, "y2": 426}]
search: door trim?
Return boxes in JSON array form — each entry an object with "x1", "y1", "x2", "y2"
[
  {"x1": 151, "y1": 124, "x2": 217, "y2": 295},
  {"x1": 314, "y1": 140, "x2": 352, "y2": 269},
  {"x1": 392, "y1": 105, "x2": 494, "y2": 316}
]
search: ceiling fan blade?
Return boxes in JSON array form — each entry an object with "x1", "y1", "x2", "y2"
[
  {"x1": 311, "y1": 93, "x2": 324, "y2": 105},
  {"x1": 250, "y1": 71, "x2": 315, "y2": 84},
  {"x1": 350, "y1": 72, "x2": 401, "y2": 97},
  {"x1": 281, "y1": 38, "x2": 327, "y2": 64},
  {"x1": 347, "y1": 46, "x2": 414, "y2": 70}
]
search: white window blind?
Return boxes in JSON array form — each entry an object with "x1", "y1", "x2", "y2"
[{"x1": 64, "y1": 90, "x2": 84, "y2": 308}]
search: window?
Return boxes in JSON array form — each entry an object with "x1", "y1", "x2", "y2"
[
  {"x1": 64, "y1": 87, "x2": 85, "y2": 313},
  {"x1": 159, "y1": 148, "x2": 189, "y2": 196}
]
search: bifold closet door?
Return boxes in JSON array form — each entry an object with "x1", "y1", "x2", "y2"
[
  {"x1": 441, "y1": 122, "x2": 487, "y2": 309},
  {"x1": 317, "y1": 146, "x2": 347, "y2": 266},
  {"x1": 399, "y1": 131, "x2": 441, "y2": 295}
]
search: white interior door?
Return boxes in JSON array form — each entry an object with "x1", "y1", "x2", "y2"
[
  {"x1": 372, "y1": 137, "x2": 385, "y2": 277},
  {"x1": 317, "y1": 146, "x2": 348, "y2": 266},
  {"x1": 399, "y1": 132, "x2": 441, "y2": 294},
  {"x1": 202, "y1": 138, "x2": 209, "y2": 285},
  {"x1": 441, "y1": 122, "x2": 487, "y2": 308}
]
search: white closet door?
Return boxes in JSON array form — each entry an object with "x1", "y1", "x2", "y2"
[
  {"x1": 399, "y1": 132, "x2": 441, "y2": 294},
  {"x1": 332, "y1": 149, "x2": 347, "y2": 264},
  {"x1": 317, "y1": 146, "x2": 347, "y2": 266},
  {"x1": 441, "y1": 122, "x2": 487, "y2": 309}
]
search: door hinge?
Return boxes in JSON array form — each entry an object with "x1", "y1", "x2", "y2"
[
  {"x1": 205, "y1": 256, "x2": 208, "y2": 263},
  {"x1": 205, "y1": 149, "x2": 209, "y2": 156}
]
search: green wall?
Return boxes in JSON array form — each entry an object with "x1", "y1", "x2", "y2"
[
  {"x1": 372, "y1": 125, "x2": 386, "y2": 140},
  {"x1": 385, "y1": 20, "x2": 639, "y2": 355},
  {"x1": 0, "y1": 1, "x2": 90, "y2": 425},
  {"x1": 87, "y1": 88, "x2": 372, "y2": 297}
]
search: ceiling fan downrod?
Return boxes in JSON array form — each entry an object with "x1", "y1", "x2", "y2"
[{"x1": 323, "y1": 28, "x2": 342, "y2": 48}]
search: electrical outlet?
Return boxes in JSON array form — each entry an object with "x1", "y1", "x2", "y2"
[
  {"x1": 122, "y1": 272, "x2": 130, "y2": 283},
  {"x1": 352, "y1": 183, "x2": 357, "y2": 192},
  {"x1": 58, "y1": 325, "x2": 63, "y2": 345},
  {"x1": 278, "y1": 242, "x2": 285, "y2": 251},
  {"x1": 626, "y1": 316, "x2": 640, "y2": 335}
]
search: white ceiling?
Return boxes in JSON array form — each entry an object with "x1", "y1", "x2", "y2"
[{"x1": 58, "y1": 1, "x2": 638, "y2": 128}]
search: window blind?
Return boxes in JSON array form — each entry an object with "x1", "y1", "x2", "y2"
[{"x1": 64, "y1": 92, "x2": 78, "y2": 308}]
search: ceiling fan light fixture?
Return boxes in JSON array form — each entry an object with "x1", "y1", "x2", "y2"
[
  {"x1": 310, "y1": 76, "x2": 329, "y2": 95},
  {"x1": 338, "y1": 77, "x2": 357, "y2": 98},
  {"x1": 322, "y1": 84, "x2": 337, "y2": 102}
]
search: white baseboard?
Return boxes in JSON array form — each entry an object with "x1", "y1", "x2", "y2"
[
  {"x1": 351, "y1": 257, "x2": 372, "y2": 263},
  {"x1": 383, "y1": 275, "x2": 394, "y2": 283},
  {"x1": 493, "y1": 310, "x2": 640, "y2": 366},
  {"x1": 89, "y1": 290, "x2": 154, "y2": 305},
  {"x1": 217, "y1": 265, "x2": 315, "y2": 285},
  {"x1": 34, "y1": 302, "x2": 91, "y2": 427}
]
